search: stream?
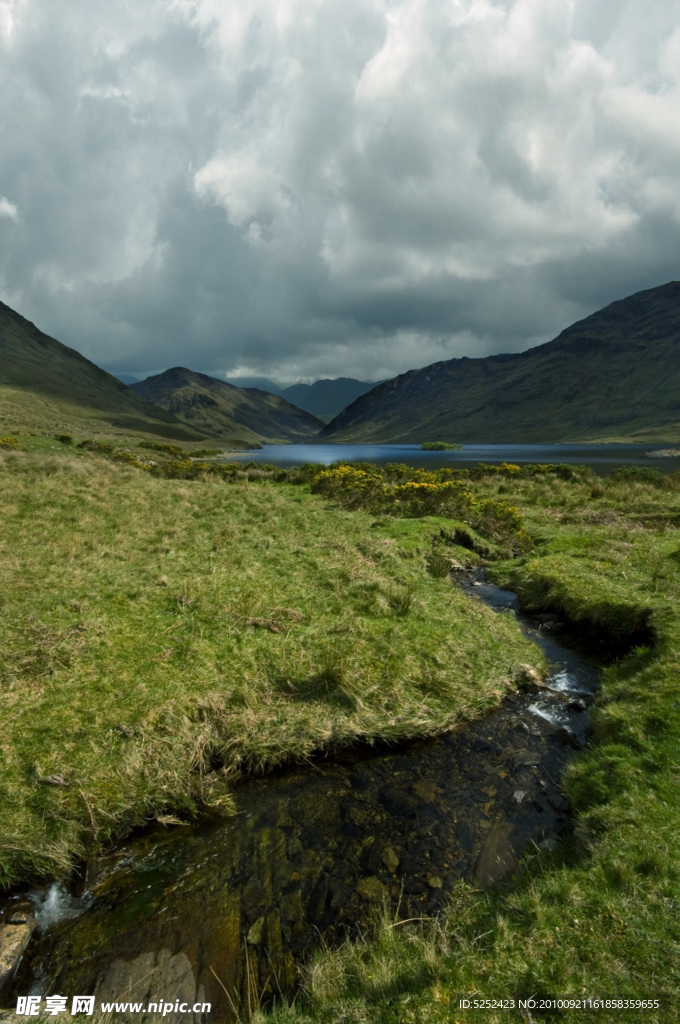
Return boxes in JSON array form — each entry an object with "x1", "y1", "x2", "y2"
[{"x1": 7, "y1": 573, "x2": 599, "y2": 1021}]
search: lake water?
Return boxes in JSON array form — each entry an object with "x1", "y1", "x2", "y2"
[{"x1": 226, "y1": 442, "x2": 679, "y2": 475}]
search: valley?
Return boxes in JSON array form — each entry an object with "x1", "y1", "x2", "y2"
[{"x1": 1, "y1": 286, "x2": 679, "y2": 1022}]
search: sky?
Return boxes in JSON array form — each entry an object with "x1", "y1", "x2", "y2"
[{"x1": 0, "y1": 0, "x2": 679, "y2": 385}]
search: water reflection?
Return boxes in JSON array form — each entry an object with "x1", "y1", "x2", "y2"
[{"x1": 224, "y1": 442, "x2": 679, "y2": 475}]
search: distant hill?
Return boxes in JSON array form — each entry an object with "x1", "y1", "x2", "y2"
[
  {"x1": 223, "y1": 376, "x2": 284, "y2": 395},
  {"x1": 221, "y1": 376, "x2": 383, "y2": 420},
  {"x1": 131, "y1": 368, "x2": 324, "y2": 443},
  {"x1": 115, "y1": 373, "x2": 141, "y2": 386},
  {"x1": 320, "y1": 282, "x2": 680, "y2": 443},
  {"x1": 280, "y1": 378, "x2": 384, "y2": 422},
  {"x1": 0, "y1": 301, "x2": 204, "y2": 440}
]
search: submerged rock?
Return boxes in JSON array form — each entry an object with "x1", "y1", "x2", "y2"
[
  {"x1": 356, "y1": 877, "x2": 387, "y2": 901},
  {"x1": 473, "y1": 822, "x2": 520, "y2": 887},
  {"x1": 381, "y1": 846, "x2": 400, "y2": 874}
]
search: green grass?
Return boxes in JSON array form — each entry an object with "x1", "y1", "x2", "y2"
[
  {"x1": 4, "y1": 453, "x2": 680, "y2": 1024},
  {"x1": 245, "y1": 464, "x2": 680, "y2": 1024},
  {"x1": 0, "y1": 449, "x2": 541, "y2": 887}
]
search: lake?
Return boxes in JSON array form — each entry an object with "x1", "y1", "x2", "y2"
[{"x1": 224, "y1": 442, "x2": 680, "y2": 475}]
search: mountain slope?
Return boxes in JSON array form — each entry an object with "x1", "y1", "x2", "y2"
[
  {"x1": 0, "y1": 301, "x2": 203, "y2": 440},
  {"x1": 320, "y1": 282, "x2": 680, "y2": 443},
  {"x1": 131, "y1": 368, "x2": 324, "y2": 443},
  {"x1": 280, "y1": 378, "x2": 384, "y2": 421},
  {"x1": 223, "y1": 376, "x2": 284, "y2": 395}
]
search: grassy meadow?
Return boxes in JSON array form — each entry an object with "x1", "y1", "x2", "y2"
[
  {"x1": 258, "y1": 463, "x2": 680, "y2": 1024},
  {"x1": 0, "y1": 442, "x2": 538, "y2": 887},
  {"x1": 2, "y1": 440, "x2": 680, "y2": 1023}
]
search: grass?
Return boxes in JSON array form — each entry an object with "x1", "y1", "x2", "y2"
[
  {"x1": 245, "y1": 463, "x2": 680, "y2": 1024},
  {"x1": 3, "y1": 451, "x2": 680, "y2": 1024},
  {"x1": 0, "y1": 449, "x2": 540, "y2": 888}
]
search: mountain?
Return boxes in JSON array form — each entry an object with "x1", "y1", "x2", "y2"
[
  {"x1": 219, "y1": 376, "x2": 384, "y2": 421},
  {"x1": 320, "y1": 282, "x2": 680, "y2": 444},
  {"x1": 130, "y1": 368, "x2": 324, "y2": 443},
  {"x1": 115, "y1": 373, "x2": 141, "y2": 386},
  {"x1": 223, "y1": 376, "x2": 284, "y2": 395},
  {"x1": 0, "y1": 301, "x2": 204, "y2": 440},
  {"x1": 280, "y1": 378, "x2": 384, "y2": 422}
]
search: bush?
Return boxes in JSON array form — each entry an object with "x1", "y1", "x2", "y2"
[
  {"x1": 113, "y1": 450, "x2": 151, "y2": 469},
  {"x1": 420, "y1": 441, "x2": 461, "y2": 450},
  {"x1": 138, "y1": 441, "x2": 184, "y2": 455},
  {"x1": 610, "y1": 466, "x2": 664, "y2": 487},
  {"x1": 77, "y1": 439, "x2": 114, "y2": 452},
  {"x1": 309, "y1": 463, "x2": 526, "y2": 546},
  {"x1": 310, "y1": 465, "x2": 386, "y2": 511}
]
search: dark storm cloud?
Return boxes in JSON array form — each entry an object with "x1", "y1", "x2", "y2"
[{"x1": 1, "y1": 0, "x2": 679, "y2": 384}]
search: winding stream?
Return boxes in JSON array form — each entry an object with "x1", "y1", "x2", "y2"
[{"x1": 10, "y1": 575, "x2": 599, "y2": 1021}]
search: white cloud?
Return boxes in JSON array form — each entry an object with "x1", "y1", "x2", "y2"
[
  {"x1": 0, "y1": 195, "x2": 18, "y2": 220},
  {"x1": 0, "y1": 0, "x2": 26, "y2": 42},
  {"x1": 189, "y1": 0, "x2": 653, "y2": 281}
]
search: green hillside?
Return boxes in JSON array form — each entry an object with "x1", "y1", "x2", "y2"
[
  {"x1": 0, "y1": 301, "x2": 204, "y2": 440},
  {"x1": 320, "y1": 281, "x2": 680, "y2": 443},
  {"x1": 131, "y1": 367, "x2": 324, "y2": 443}
]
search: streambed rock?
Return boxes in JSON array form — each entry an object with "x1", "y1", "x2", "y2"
[
  {"x1": 356, "y1": 876, "x2": 387, "y2": 901},
  {"x1": 94, "y1": 950, "x2": 205, "y2": 1024},
  {"x1": 0, "y1": 902, "x2": 36, "y2": 999},
  {"x1": 381, "y1": 846, "x2": 400, "y2": 873},
  {"x1": 473, "y1": 822, "x2": 521, "y2": 886}
]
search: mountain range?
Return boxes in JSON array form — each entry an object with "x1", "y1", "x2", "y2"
[
  {"x1": 320, "y1": 281, "x2": 680, "y2": 443},
  {"x1": 119, "y1": 374, "x2": 381, "y2": 422},
  {"x1": 3, "y1": 281, "x2": 680, "y2": 446},
  {"x1": 215, "y1": 376, "x2": 382, "y2": 420}
]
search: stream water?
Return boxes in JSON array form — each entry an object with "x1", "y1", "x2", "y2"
[{"x1": 10, "y1": 575, "x2": 599, "y2": 1022}]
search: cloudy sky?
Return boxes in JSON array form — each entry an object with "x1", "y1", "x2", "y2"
[{"x1": 0, "y1": 0, "x2": 678, "y2": 384}]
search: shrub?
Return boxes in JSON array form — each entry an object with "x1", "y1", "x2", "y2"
[
  {"x1": 310, "y1": 464, "x2": 386, "y2": 511},
  {"x1": 77, "y1": 439, "x2": 114, "y2": 452},
  {"x1": 113, "y1": 450, "x2": 151, "y2": 469},
  {"x1": 309, "y1": 463, "x2": 526, "y2": 546},
  {"x1": 0, "y1": 436, "x2": 19, "y2": 448},
  {"x1": 138, "y1": 441, "x2": 184, "y2": 455},
  {"x1": 420, "y1": 441, "x2": 462, "y2": 450},
  {"x1": 610, "y1": 465, "x2": 664, "y2": 487}
]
